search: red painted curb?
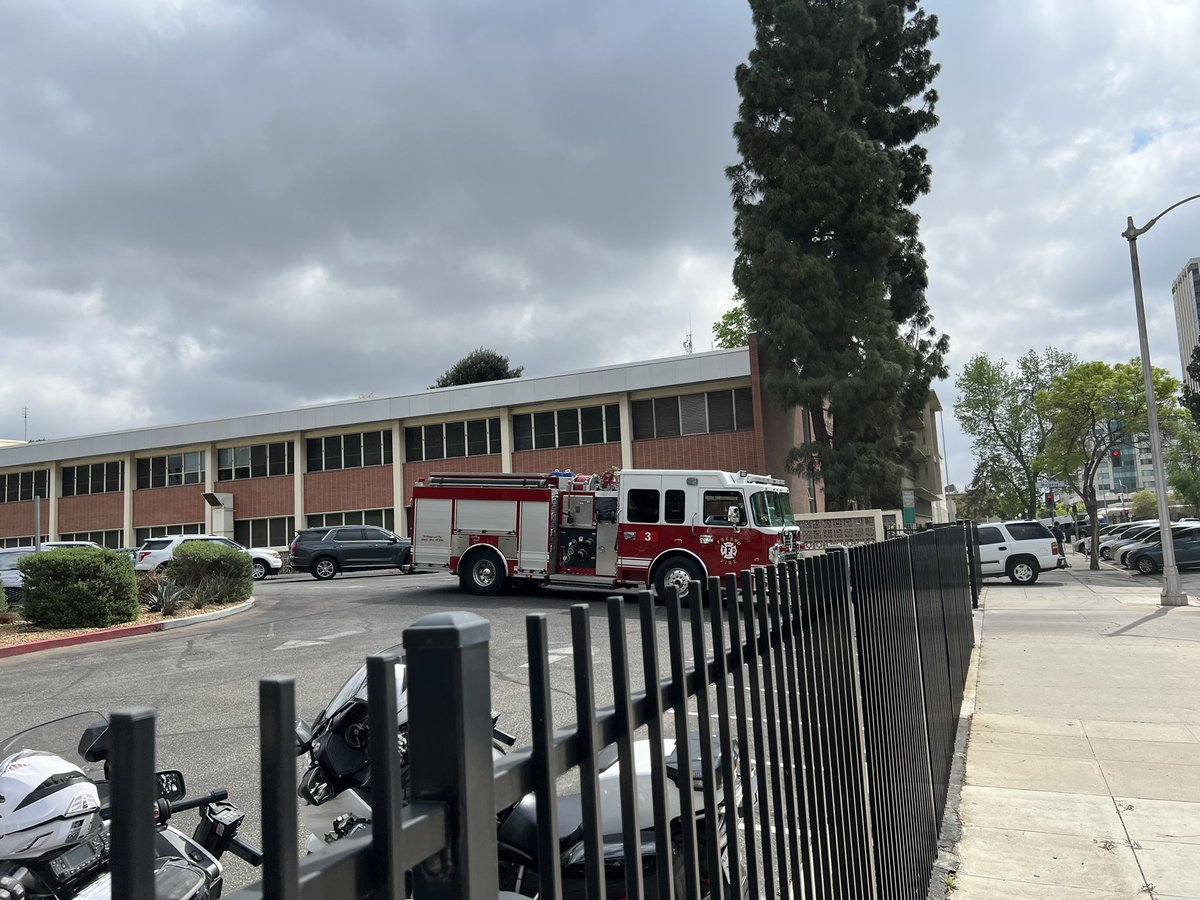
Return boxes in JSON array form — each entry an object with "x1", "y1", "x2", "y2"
[{"x1": 0, "y1": 621, "x2": 163, "y2": 660}]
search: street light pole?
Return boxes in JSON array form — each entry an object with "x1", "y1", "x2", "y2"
[{"x1": 1123, "y1": 193, "x2": 1200, "y2": 607}]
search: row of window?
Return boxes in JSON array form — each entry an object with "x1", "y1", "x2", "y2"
[
  {"x1": 1, "y1": 536, "x2": 48, "y2": 548},
  {"x1": 136, "y1": 452, "x2": 205, "y2": 490},
  {"x1": 234, "y1": 516, "x2": 296, "y2": 549},
  {"x1": 134, "y1": 523, "x2": 205, "y2": 546},
  {"x1": 218, "y1": 442, "x2": 295, "y2": 481},
  {"x1": 60, "y1": 530, "x2": 124, "y2": 549},
  {"x1": 306, "y1": 431, "x2": 393, "y2": 473},
  {"x1": 62, "y1": 462, "x2": 124, "y2": 497},
  {"x1": 306, "y1": 508, "x2": 397, "y2": 531},
  {"x1": 0, "y1": 470, "x2": 49, "y2": 504},
  {"x1": 513, "y1": 404, "x2": 621, "y2": 452},
  {"x1": 631, "y1": 389, "x2": 754, "y2": 440},
  {"x1": 405, "y1": 417, "x2": 502, "y2": 463}
]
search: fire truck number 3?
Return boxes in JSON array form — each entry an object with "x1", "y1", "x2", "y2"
[{"x1": 644, "y1": 531, "x2": 652, "y2": 542}]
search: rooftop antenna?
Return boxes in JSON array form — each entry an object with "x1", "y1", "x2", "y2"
[
  {"x1": 22, "y1": 406, "x2": 28, "y2": 441},
  {"x1": 683, "y1": 316, "x2": 693, "y2": 354}
]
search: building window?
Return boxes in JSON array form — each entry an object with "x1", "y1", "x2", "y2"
[
  {"x1": 217, "y1": 442, "x2": 294, "y2": 481},
  {"x1": 59, "y1": 530, "x2": 123, "y2": 549},
  {"x1": 1, "y1": 536, "x2": 49, "y2": 548},
  {"x1": 404, "y1": 418, "x2": 498, "y2": 462},
  {"x1": 134, "y1": 523, "x2": 204, "y2": 545},
  {"x1": 512, "y1": 404, "x2": 620, "y2": 452},
  {"x1": 136, "y1": 452, "x2": 205, "y2": 489},
  {"x1": 631, "y1": 388, "x2": 754, "y2": 440},
  {"x1": 0, "y1": 469, "x2": 48, "y2": 503},
  {"x1": 306, "y1": 431, "x2": 393, "y2": 472},
  {"x1": 306, "y1": 508, "x2": 396, "y2": 531},
  {"x1": 62, "y1": 461, "x2": 124, "y2": 497},
  {"x1": 234, "y1": 516, "x2": 296, "y2": 548}
]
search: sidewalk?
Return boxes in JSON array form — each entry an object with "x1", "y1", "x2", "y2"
[{"x1": 948, "y1": 552, "x2": 1200, "y2": 899}]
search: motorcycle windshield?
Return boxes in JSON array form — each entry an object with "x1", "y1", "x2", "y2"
[
  {"x1": 0, "y1": 711, "x2": 108, "y2": 780},
  {"x1": 316, "y1": 645, "x2": 407, "y2": 730}
]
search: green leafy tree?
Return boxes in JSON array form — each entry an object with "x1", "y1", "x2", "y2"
[
  {"x1": 712, "y1": 297, "x2": 755, "y2": 350},
  {"x1": 1165, "y1": 423, "x2": 1200, "y2": 514},
  {"x1": 1037, "y1": 359, "x2": 1180, "y2": 569},
  {"x1": 1129, "y1": 489, "x2": 1157, "y2": 520},
  {"x1": 956, "y1": 457, "x2": 1025, "y2": 521},
  {"x1": 1180, "y1": 344, "x2": 1200, "y2": 427},
  {"x1": 954, "y1": 348, "x2": 1077, "y2": 519},
  {"x1": 430, "y1": 348, "x2": 523, "y2": 389},
  {"x1": 727, "y1": 0, "x2": 947, "y2": 510}
]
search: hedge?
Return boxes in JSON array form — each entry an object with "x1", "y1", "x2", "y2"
[{"x1": 20, "y1": 548, "x2": 139, "y2": 629}]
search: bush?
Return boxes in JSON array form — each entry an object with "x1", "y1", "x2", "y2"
[
  {"x1": 21, "y1": 548, "x2": 139, "y2": 629},
  {"x1": 169, "y1": 541, "x2": 253, "y2": 605}
]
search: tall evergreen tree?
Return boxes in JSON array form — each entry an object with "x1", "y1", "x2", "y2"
[{"x1": 727, "y1": 0, "x2": 947, "y2": 509}]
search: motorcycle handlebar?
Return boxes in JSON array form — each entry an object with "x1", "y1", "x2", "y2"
[{"x1": 169, "y1": 788, "x2": 229, "y2": 815}]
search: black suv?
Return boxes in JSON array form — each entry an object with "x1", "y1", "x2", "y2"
[{"x1": 289, "y1": 526, "x2": 412, "y2": 580}]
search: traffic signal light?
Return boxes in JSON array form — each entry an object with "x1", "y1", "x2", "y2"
[
  {"x1": 1112, "y1": 448, "x2": 1123, "y2": 466},
  {"x1": 1045, "y1": 492, "x2": 1054, "y2": 505}
]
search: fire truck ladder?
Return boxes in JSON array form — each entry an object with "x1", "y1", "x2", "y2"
[{"x1": 425, "y1": 473, "x2": 557, "y2": 489}]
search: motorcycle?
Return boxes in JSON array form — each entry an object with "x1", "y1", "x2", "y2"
[
  {"x1": 296, "y1": 647, "x2": 747, "y2": 899},
  {"x1": 0, "y1": 711, "x2": 261, "y2": 900}
]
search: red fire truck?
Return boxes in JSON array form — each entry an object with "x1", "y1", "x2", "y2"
[{"x1": 410, "y1": 468, "x2": 803, "y2": 597}]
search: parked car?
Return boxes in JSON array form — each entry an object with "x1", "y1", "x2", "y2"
[
  {"x1": 134, "y1": 535, "x2": 282, "y2": 580},
  {"x1": 1117, "y1": 524, "x2": 1200, "y2": 567},
  {"x1": 976, "y1": 520, "x2": 1062, "y2": 585},
  {"x1": 1098, "y1": 523, "x2": 1159, "y2": 561},
  {"x1": 0, "y1": 547, "x2": 37, "y2": 605},
  {"x1": 39, "y1": 540, "x2": 103, "y2": 549},
  {"x1": 289, "y1": 525, "x2": 412, "y2": 580},
  {"x1": 1076, "y1": 522, "x2": 1125, "y2": 554},
  {"x1": 1127, "y1": 528, "x2": 1200, "y2": 574}
]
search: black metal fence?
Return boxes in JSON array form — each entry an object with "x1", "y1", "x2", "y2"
[{"x1": 105, "y1": 525, "x2": 976, "y2": 900}]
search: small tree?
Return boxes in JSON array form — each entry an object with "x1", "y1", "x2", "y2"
[
  {"x1": 1037, "y1": 359, "x2": 1179, "y2": 569},
  {"x1": 1129, "y1": 489, "x2": 1157, "y2": 520},
  {"x1": 21, "y1": 548, "x2": 138, "y2": 628},
  {"x1": 712, "y1": 298, "x2": 755, "y2": 350},
  {"x1": 1166, "y1": 423, "x2": 1200, "y2": 514},
  {"x1": 430, "y1": 348, "x2": 523, "y2": 389},
  {"x1": 1180, "y1": 344, "x2": 1200, "y2": 427}
]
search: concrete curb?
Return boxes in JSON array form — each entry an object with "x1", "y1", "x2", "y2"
[{"x1": 0, "y1": 598, "x2": 256, "y2": 660}]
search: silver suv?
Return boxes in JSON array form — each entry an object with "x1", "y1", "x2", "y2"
[
  {"x1": 134, "y1": 535, "x2": 282, "y2": 580},
  {"x1": 977, "y1": 520, "x2": 1062, "y2": 585}
]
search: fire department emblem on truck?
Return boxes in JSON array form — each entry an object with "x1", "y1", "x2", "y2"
[{"x1": 719, "y1": 539, "x2": 739, "y2": 561}]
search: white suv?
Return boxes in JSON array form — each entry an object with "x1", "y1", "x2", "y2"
[
  {"x1": 977, "y1": 520, "x2": 1062, "y2": 585},
  {"x1": 134, "y1": 535, "x2": 282, "y2": 581}
]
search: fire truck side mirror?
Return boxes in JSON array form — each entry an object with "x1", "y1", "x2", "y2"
[{"x1": 728, "y1": 506, "x2": 741, "y2": 525}]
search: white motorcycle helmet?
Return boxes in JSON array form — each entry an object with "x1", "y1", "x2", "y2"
[{"x1": 0, "y1": 750, "x2": 101, "y2": 859}]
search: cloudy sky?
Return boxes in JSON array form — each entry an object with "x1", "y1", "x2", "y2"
[{"x1": 2, "y1": 0, "x2": 1198, "y2": 488}]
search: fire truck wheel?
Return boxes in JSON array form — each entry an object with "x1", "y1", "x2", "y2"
[
  {"x1": 653, "y1": 556, "x2": 703, "y2": 604},
  {"x1": 460, "y1": 549, "x2": 506, "y2": 596}
]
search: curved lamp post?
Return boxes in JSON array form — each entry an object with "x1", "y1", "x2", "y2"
[{"x1": 1122, "y1": 192, "x2": 1200, "y2": 607}]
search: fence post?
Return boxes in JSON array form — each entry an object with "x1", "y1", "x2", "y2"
[
  {"x1": 404, "y1": 611, "x2": 499, "y2": 899},
  {"x1": 259, "y1": 677, "x2": 300, "y2": 900}
]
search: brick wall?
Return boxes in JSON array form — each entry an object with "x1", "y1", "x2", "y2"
[
  {"x1": 630, "y1": 432, "x2": 759, "y2": 472},
  {"x1": 214, "y1": 476, "x2": 295, "y2": 519},
  {"x1": 512, "y1": 446, "x2": 622, "y2": 477},
  {"x1": 0, "y1": 499, "x2": 51, "y2": 540},
  {"x1": 305, "y1": 466, "x2": 393, "y2": 515},
  {"x1": 59, "y1": 494, "x2": 124, "y2": 533},
  {"x1": 403, "y1": 456, "x2": 502, "y2": 502},
  {"x1": 132, "y1": 486, "x2": 208, "y2": 528}
]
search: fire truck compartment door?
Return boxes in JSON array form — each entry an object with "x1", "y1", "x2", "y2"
[
  {"x1": 595, "y1": 522, "x2": 618, "y2": 577},
  {"x1": 455, "y1": 499, "x2": 518, "y2": 533},
  {"x1": 519, "y1": 501, "x2": 551, "y2": 571},
  {"x1": 413, "y1": 499, "x2": 452, "y2": 567}
]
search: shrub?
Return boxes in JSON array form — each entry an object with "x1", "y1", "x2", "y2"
[
  {"x1": 143, "y1": 576, "x2": 186, "y2": 616},
  {"x1": 21, "y1": 548, "x2": 139, "y2": 629},
  {"x1": 170, "y1": 541, "x2": 253, "y2": 605}
]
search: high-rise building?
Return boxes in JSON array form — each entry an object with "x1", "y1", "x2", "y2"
[{"x1": 1172, "y1": 258, "x2": 1200, "y2": 388}]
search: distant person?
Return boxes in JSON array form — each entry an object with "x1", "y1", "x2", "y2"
[{"x1": 1051, "y1": 523, "x2": 1068, "y2": 566}]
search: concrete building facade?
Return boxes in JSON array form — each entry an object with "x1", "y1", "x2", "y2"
[
  {"x1": 0, "y1": 340, "x2": 824, "y2": 549},
  {"x1": 1173, "y1": 257, "x2": 1200, "y2": 389}
]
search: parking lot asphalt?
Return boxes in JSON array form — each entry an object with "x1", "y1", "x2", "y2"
[{"x1": 0, "y1": 569, "x2": 688, "y2": 890}]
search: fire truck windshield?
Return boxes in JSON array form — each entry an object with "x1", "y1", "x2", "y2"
[{"x1": 750, "y1": 490, "x2": 794, "y2": 527}]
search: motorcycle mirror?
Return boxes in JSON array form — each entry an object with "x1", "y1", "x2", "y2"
[
  {"x1": 295, "y1": 717, "x2": 314, "y2": 756},
  {"x1": 79, "y1": 720, "x2": 110, "y2": 763},
  {"x1": 156, "y1": 770, "x2": 187, "y2": 803}
]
